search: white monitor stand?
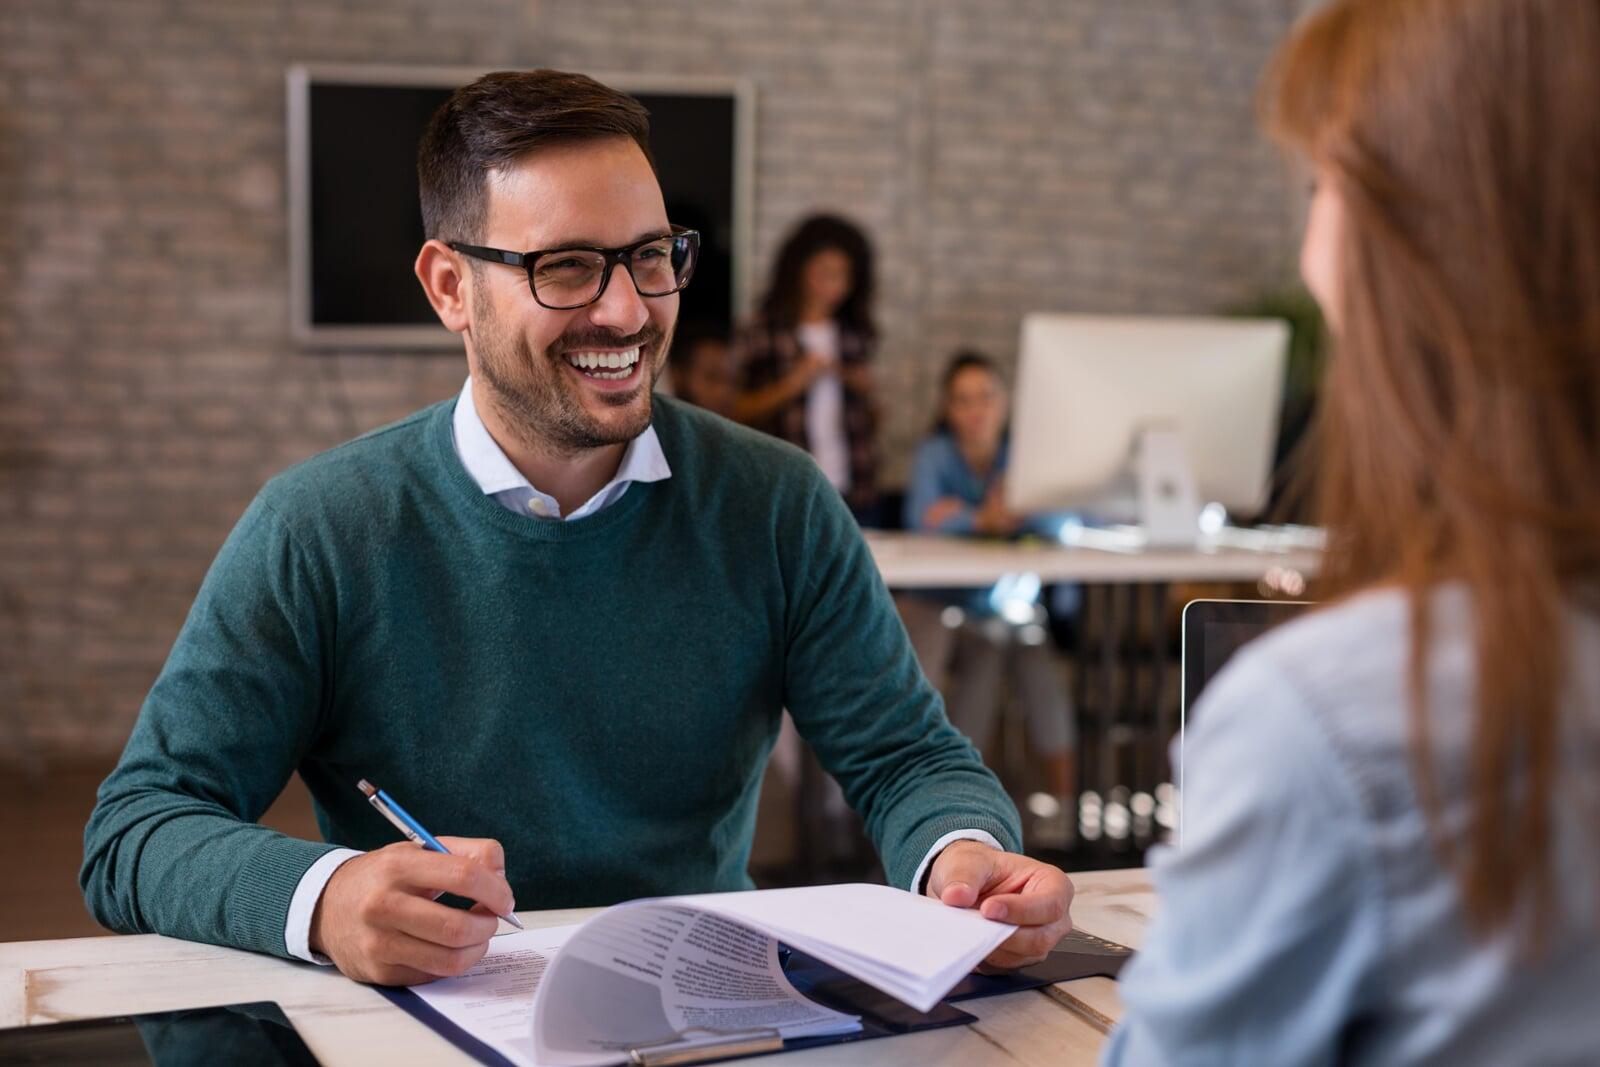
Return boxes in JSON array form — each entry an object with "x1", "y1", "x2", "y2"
[{"x1": 1134, "y1": 424, "x2": 1203, "y2": 548}]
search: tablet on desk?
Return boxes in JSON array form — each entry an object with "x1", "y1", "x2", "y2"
[{"x1": 0, "y1": 1001, "x2": 320, "y2": 1066}]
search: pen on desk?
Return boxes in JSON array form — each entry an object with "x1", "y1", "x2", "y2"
[{"x1": 356, "y1": 778, "x2": 525, "y2": 931}]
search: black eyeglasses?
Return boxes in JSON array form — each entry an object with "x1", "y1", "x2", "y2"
[{"x1": 448, "y1": 227, "x2": 700, "y2": 310}]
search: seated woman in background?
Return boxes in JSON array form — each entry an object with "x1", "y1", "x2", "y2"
[
  {"x1": 1105, "y1": 0, "x2": 1600, "y2": 1062},
  {"x1": 903, "y1": 351, "x2": 1075, "y2": 840},
  {"x1": 665, "y1": 321, "x2": 736, "y2": 419},
  {"x1": 733, "y1": 214, "x2": 881, "y2": 524}
]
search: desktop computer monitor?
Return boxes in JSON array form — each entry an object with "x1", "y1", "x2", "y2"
[{"x1": 1007, "y1": 312, "x2": 1289, "y2": 543}]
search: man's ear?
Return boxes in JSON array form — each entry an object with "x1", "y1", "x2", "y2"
[{"x1": 415, "y1": 239, "x2": 471, "y2": 334}]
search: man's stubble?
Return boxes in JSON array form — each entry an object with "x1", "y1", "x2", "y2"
[{"x1": 472, "y1": 280, "x2": 672, "y2": 458}]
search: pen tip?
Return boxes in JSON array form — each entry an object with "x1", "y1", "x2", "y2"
[{"x1": 357, "y1": 779, "x2": 376, "y2": 797}]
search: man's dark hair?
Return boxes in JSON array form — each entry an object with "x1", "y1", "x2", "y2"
[{"x1": 418, "y1": 70, "x2": 654, "y2": 243}]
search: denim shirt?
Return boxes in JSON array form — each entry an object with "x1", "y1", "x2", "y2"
[
  {"x1": 1103, "y1": 587, "x2": 1600, "y2": 1066},
  {"x1": 904, "y1": 432, "x2": 1006, "y2": 535}
]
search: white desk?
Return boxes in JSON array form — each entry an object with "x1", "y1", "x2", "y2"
[
  {"x1": 0, "y1": 869, "x2": 1155, "y2": 1067},
  {"x1": 866, "y1": 530, "x2": 1320, "y2": 588},
  {"x1": 867, "y1": 531, "x2": 1317, "y2": 836}
]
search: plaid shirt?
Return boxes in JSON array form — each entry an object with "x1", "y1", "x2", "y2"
[{"x1": 735, "y1": 315, "x2": 880, "y2": 514}]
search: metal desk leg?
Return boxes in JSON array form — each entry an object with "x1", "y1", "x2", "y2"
[{"x1": 1098, "y1": 584, "x2": 1122, "y2": 804}]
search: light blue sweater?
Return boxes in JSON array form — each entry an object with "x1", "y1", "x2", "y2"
[{"x1": 1104, "y1": 587, "x2": 1600, "y2": 1066}]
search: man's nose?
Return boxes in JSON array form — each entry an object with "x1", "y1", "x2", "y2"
[{"x1": 586, "y1": 262, "x2": 650, "y2": 335}]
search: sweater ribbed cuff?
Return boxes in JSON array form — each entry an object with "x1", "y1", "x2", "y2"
[
  {"x1": 230, "y1": 835, "x2": 347, "y2": 960},
  {"x1": 889, "y1": 811, "x2": 1023, "y2": 895}
]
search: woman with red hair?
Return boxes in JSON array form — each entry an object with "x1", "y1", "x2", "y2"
[{"x1": 1105, "y1": 1, "x2": 1600, "y2": 1062}]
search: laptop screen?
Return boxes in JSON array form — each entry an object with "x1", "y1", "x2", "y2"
[
  {"x1": 1177, "y1": 599, "x2": 1311, "y2": 841},
  {"x1": 1181, "y1": 600, "x2": 1310, "y2": 716}
]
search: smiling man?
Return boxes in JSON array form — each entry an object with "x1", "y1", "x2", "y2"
[{"x1": 81, "y1": 71, "x2": 1073, "y2": 987}]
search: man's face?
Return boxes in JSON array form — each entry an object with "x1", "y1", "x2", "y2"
[{"x1": 466, "y1": 137, "x2": 677, "y2": 454}]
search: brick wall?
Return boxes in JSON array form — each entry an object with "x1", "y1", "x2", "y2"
[{"x1": 0, "y1": 0, "x2": 1306, "y2": 763}]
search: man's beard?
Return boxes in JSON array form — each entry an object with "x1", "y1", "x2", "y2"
[{"x1": 473, "y1": 295, "x2": 669, "y2": 457}]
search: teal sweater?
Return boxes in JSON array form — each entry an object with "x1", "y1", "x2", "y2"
[{"x1": 81, "y1": 396, "x2": 1020, "y2": 960}]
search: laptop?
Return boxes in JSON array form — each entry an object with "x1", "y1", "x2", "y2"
[{"x1": 1177, "y1": 599, "x2": 1311, "y2": 841}]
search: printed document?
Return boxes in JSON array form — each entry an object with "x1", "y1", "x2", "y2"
[{"x1": 407, "y1": 882, "x2": 1015, "y2": 1067}]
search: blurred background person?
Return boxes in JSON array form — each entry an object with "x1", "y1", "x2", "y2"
[
  {"x1": 902, "y1": 351, "x2": 1077, "y2": 844},
  {"x1": 1106, "y1": 0, "x2": 1600, "y2": 1060},
  {"x1": 734, "y1": 213, "x2": 881, "y2": 524},
  {"x1": 665, "y1": 320, "x2": 736, "y2": 418}
]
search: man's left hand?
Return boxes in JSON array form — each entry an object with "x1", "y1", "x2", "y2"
[{"x1": 926, "y1": 840, "x2": 1074, "y2": 970}]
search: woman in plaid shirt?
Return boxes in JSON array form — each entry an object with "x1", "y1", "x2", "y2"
[{"x1": 733, "y1": 214, "x2": 882, "y2": 523}]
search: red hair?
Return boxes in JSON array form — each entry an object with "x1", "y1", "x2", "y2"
[{"x1": 1264, "y1": 0, "x2": 1600, "y2": 940}]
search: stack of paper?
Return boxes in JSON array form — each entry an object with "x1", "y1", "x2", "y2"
[
  {"x1": 534, "y1": 883, "x2": 1014, "y2": 1065},
  {"x1": 405, "y1": 882, "x2": 1016, "y2": 1067},
  {"x1": 665, "y1": 883, "x2": 1015, "y2": 1013}
]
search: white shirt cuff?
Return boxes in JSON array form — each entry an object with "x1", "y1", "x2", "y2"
[
  {"x1": 289, "y1": 832, "x2": 1004, "y2": 960},
  {"x1": 909, "y1": 829, "x2": 1006, "y2": 895},
  {"x1": 285, "y1": 847, "x2": 364, "y2": 964}
]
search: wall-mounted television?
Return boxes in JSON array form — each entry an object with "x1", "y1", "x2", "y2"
[{"x1": 286, "y1": 63, "x2": 754, "y2": 349}]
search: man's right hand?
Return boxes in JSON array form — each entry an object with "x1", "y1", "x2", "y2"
[{"x1": 308, "y1": 836, "x2": 514, "y2": 986}]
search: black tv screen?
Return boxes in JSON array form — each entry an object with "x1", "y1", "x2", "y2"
[{"x1": 289, "y1": 67, "x2": 748, "y2": 348}]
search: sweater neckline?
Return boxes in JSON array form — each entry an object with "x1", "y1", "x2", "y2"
[{"x1": 428, "y1": 400, "x2": 660, "y2": 543}]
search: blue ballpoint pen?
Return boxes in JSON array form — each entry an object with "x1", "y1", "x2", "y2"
[{"x1": 357, "y1": 778, "x2": 525, "y2": 930}]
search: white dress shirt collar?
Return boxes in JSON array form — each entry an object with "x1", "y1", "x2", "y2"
[{"x1": 450, "y1": 376, "x2": 671, "y2": 521}]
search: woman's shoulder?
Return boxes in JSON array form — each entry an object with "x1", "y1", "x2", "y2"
[
  {"x1": 1203, "y1": 586, "x2": 1475, "y2": 815},
  {"x1": 1213, "y1": 588, "x2": 1423, "y2": 736},
  {"x1": 1249, "y1": 587, "x2": 1417, "y2": 686},
  {"x1": 1245, "y1": 585, "x2": 1478, "y2": 706},
  {"x1": 1170, "y1": 592, "x2": 1427, "y2": 892}
]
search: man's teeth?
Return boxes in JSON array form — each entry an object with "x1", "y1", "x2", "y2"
[{"x1": 565, "y1": 347, "x2": 641, "y2": 380}]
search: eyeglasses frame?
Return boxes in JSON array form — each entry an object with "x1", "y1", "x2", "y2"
[{"x1": 446, "y1": 226, "x2": 700, "y2": 310}]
